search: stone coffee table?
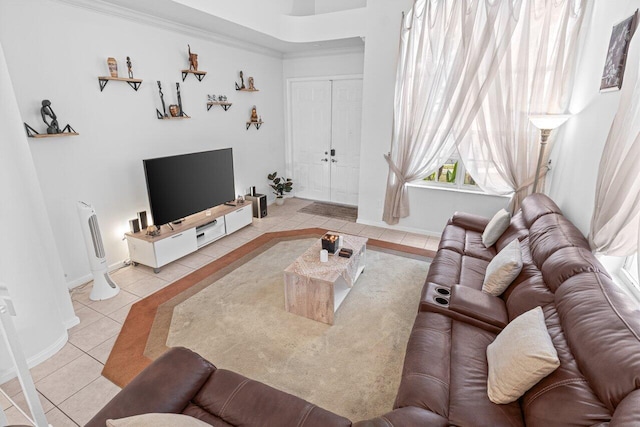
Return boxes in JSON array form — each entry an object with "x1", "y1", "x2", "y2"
[{"x1": 283, "y1": 234, "x2": 367, "y2": 325}]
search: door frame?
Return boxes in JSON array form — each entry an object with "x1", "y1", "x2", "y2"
[{"x1": 284, "y1": 74, "x2": 364, "y2": 194}]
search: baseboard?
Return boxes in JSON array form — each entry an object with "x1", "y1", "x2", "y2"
[
  {"x1": 356, "y1": 218, "x2": 442, "y2": 238},
  {"x1": 0, "y1": 332, "x2": 68, "y2": 384},
  {"x1": 67, "y1": 260, "x2": 128, "y2": 290},
  {"x1": 63, "y1": 315, "x2": 80, "y2": 330}
]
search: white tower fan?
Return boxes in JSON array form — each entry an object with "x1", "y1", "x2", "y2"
[{"x1": 77, "y1": 201, "x2": 120, "y2": 301}]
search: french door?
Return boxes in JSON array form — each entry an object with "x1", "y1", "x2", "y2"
[{"x1": 290, "y1": 78, "x2": 362, "y2": 206}]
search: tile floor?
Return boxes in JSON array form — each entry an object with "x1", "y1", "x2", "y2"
[{"x1": 0, "y1": 198, "x2": 439, "y2": 426}]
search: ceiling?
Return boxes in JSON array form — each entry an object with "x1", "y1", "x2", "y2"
[{"x1": 90, "y1": 0, "x2": 365, "y2": 56}]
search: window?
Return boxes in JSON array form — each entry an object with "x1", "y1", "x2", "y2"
[{"x1": 422, "y1": 152, "x2": 478, "y2": 190}]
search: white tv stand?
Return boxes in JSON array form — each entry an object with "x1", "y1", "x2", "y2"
[{"x1": 125, "y1": 203, "x2": 252, "y2": 273}]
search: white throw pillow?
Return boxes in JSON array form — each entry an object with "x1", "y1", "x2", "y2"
[
  {"x1": 482, "y1": 239, "x2": 523, "y2": 296},
  {"x1": 482, "y1": 209, "x2": 511, "y2": 247},
  {"x1": 486, "y1": 306, "x2": 560, "y2": 404},
  {"x1": 107, "y1": 413, "x2": 212, "y2": 427}
]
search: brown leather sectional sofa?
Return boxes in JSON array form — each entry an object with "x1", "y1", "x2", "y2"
[
  {"x1": 357, "y1": 193, "x2": 640, "y2": 426},
  {"x1": 87, "y1": 194, "x2": 640, "y2": 426}
]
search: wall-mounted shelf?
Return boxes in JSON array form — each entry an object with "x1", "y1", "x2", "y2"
[
  {"x1": 156, "y1": 111, "x2": 190, "y2": 120},
  {"x1": 98, "y1": 76, "x2": 143, "y2": 92},
  {"x1": 246, "y1": 121, "x2": 263, "y2": 130},
  {"x1": 207, "y1": 102, "x2": 232, "y2": 111},
  {"x1": 236, "y1": 88, "x2": 259, "y2": 92},
  {"x1": 181, "y1": 70, "x2": 207, "y2": 82},
  {"x1": 24, "y1": 123, "x2": 78, "y2": 138}
]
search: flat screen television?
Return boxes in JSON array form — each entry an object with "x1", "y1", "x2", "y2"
[{"x1": 143, "y1": 148, "x2": 235, "y2": 226}]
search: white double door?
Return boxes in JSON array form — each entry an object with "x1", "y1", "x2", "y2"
[{"x1": 290, "y1": 78, "x2": 362, "y2": 206}]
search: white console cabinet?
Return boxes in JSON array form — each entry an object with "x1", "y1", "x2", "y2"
[{"x1": 126, "y1": 203, "x2": 252, "y2": 273}]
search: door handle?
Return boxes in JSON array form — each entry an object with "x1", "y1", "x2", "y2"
[
  {"x1": 321, "y1": 158, "x2": 328, "y2": 162},
  {"x1": 331, "y1": 159, "x2": 338, "y2": 163}
]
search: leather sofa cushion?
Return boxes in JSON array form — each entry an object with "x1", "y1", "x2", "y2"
[
  {"x1": 529, "y1": 214, "x2": 590, "y2": 268},
  {"x1": 555, "y1": 273, "x2": 640, "y2": 411},
  {"x1": 353, "y1": 406, "x2": 448, "y2": 427},
  {"x1": 397, "y1": 312, "x2": 523, "y2": 426},
  {"x1": 191, "y1": 368, "x2": 351, "y2": 427},
  {"x1": 495, "y1": 211, "x2": 529, "y2": 252},
  {"x1": 610, "y1": 389, "x2": 640, "y2": 425},
  {"x1": 540, "y1": 246, "x2": 609, "y2": 292},
  {"x1": 426, "y1": 249, "x2": 462, "y2": 286},
  {"x1": 439, "y1": 225, "x2": 496, "y2": 261},
  {"x1": 520, "y1": 193, "x2": 562, "y2": 228},
  {"x1": 522, "y1": 305, "x2": 611, "y2": 426}
]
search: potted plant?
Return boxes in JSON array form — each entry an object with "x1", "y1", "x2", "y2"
[{"x1": 267, "y1": 172, "x2": 293, "y2": 205}]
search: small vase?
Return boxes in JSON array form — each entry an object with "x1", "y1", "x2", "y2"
[
  {"x1": 275, "y1": 197, "x2": 284, "y2": 206},
  {"x1": 169, "y1": 105, "x2": 179, "y2": 117},
  {"x1": 107, "y1": 57, "x2": 118, "y2": 78}
]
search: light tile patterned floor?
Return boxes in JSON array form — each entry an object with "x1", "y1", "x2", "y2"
[{"x1": 0, "y1": 197, "x2": 439, "y2": 426}]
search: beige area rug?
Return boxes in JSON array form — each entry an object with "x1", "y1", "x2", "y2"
[
  {"x1": 298, "y1": 201, "x2": 358, "y2": 222},
  {"x1": 164, "y1": 238, "x2": 428, "y2": 421}
]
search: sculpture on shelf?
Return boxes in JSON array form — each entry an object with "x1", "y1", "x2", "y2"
[
  {"x1": 107, "y1": 57, "x2": 118, "y2": 78},
  {"x1": 176, "y1": 82, "x2": 184, "y2": 116},
  {"x1": 126, "y1": 56, "x2": 133, "y2": 78},
  {"x1": 40, "y1": 99, "x2": 60, "y2": 134},
  {"x1": 235, "y1": 70, "x2": 245, "y2": 90},
  {"x1": 250, "y1": 105, "x2": 259, "y2": 123},
  {"x1": 157, "y1": 81, "x2": 168, "y2": 117},
  {"x1": 169, "y1": 105, "x2": 179, "y2": 117},
  {"x1": 188, "y1": 45, "x2": 198, "y2": 71},
  {"x1": 208, "y1": 94, "x2": 215, "y2": 102},
  {"x1": 248, "y1": 77, "x2": 255, "y2": 90}
]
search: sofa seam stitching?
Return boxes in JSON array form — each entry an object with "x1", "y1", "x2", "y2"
[
  {"x1": 219, "y1": 378, "x2": 250, "y2": 418},
  {"x1": 295, "y1": 403, "x2": 314, "y2": 427},
  {"x1": 523, "y1": 378, "x2": 588, "y2": 408}
]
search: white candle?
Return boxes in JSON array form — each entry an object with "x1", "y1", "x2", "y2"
[{"x1": 320, "y1": 249, "x2": 329, "y2": 262}]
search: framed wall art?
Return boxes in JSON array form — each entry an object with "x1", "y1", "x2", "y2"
[{"x1": 600, "y1": 10, "x2": 638, "y2": 92}]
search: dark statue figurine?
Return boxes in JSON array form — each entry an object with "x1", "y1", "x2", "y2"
[
  {"x1": 126, "y1": 56, "x2": 133, "y2": 78},
  {"x1": 157, "y1": 81, "x2": 168, "y2": 117},
  {"x1": 40, "y1": 99, "x2": 60, "y2": 134},
  {"x1": 176, "y1": 82, "x2": 184, "y2": 116},
  {"x1": 235, "y1": 70, "x2": 246, "y2": 90}
]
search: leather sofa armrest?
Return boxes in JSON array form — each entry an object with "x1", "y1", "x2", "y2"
[
  {"x1": 353, "y1": 407, "x2": 448, "y2": 427},
  {"x1": 85, "y1": 347, "x2": 215, "y2": 427},
  {"x1": 449, "y1": 211, "x2": 491, "y2": 233},
  {"x1": 448, "y1": 285, "x2": 508, "y2": 330}
]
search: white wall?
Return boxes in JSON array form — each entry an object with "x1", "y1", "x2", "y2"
[
  {"x1": 0, "y1": 38, "x2": 77, "y2": 381},
  {"x1": 548, "y1": 0, "x2": 640, "y2": 235},
  {"x1": 0, "y1": 0, "x2": 286, "y2": 286},
  {"x1": 283, "y1": 48, "x2": 364, "y2": 79}
]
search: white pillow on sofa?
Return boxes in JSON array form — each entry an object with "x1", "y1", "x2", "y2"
[
  {"x1": 107, "y1": 413, "x2": 212, "y2": 427},
  {"x1": 486, "y1": 306, "x2": 560, "y2": 404},
  {"x1": 482, "y1": 239, "x2": 523, "y2": 296},
  {"x1": 482, "y1": 209, "x2": 511, "y2": 247}
]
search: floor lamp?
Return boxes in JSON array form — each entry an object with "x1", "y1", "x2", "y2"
[{"x1": 529, "y1": 114, "x2": 571, "y2": 193}]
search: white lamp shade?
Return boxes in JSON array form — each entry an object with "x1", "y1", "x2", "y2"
[{"x1": 528, "y1": 114, "x2": 571, "y2": 130}]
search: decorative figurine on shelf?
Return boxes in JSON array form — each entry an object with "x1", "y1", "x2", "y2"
[
  {"x1": 218, "y1": 95, "x2": 227, "y2": 102},
  {"x1": 107, "y1": 57, "x2": 118, "y2": 78},
  {"x1": 41, "y1": 99, "x2": 61, "y2": 134},
  {"x1": 169, "y1": 105, "x2": 179, "y2": 117},
  {"x1": 250, "y1": 105, "x2": 259, "y2": 123},
  {"x1": 176, "y1": 82, "x2": 184, "y2": 116},
  {"x1": 235, "y1": 70, "x2": 245, "y2": 90},
  {"x1": 126, "y1": 56, "x2": 133, "y2": 78},
  {"x1": 188, "y1": 44, "x2": 198, "y2": 71},
  {"x1": 208, "y1": 94, "x2": 215, "y2": 102},
  {"x1": 248, "y1": 77, "x2": 255, "y2": 90},
  {"x1": 157, "y1": 81, "x2": 168, "y2": 117}
]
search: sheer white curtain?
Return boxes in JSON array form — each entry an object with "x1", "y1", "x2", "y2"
[
  {"x1": 457, "y1": 0, "x2": 586, "y2": 212},
  {"x1": 590, "y1": 30, "x2": 640, "y2": 256},
  {"x1": 383, "y1": 0, "x2": 522, "y2": 225}
]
